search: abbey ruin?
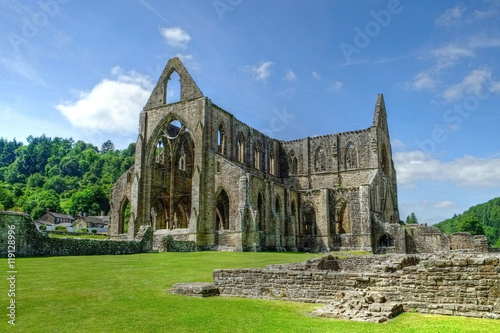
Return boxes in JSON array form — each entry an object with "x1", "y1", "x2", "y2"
[{"x1": 107, "y1": 57, "x2": 486, "y2": 254}]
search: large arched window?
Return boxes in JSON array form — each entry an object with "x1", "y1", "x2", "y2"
[
  {"x1": 289, "y1": 151, "x2": 298, "y2": 175},
  {"x1": 215, "y1": 189, "x2": 230, "y2": 230},
  {"x1": 218, "y1": 123, "x2": 225, "y2": 154},
  {"x1": 119, "y1": 197, "x2": 131, "y2": 234},
  {"x1": 315, "y1": 146, "x2": 326, "y2": 172},
  {"x1": 164, "y1": 71, "x2": 181, "y2": 104},
  {"x1": 345, "y1": 143, "x2": 358, "y2": 169},
  {"x1": 335, "y1": 199, "x2": 350, "y2": 234},
  {"x1": 237, "y1": 133, "x2": 245, "y2": 163},
  {"x1": 254, "y1": 143, "x2": 261, "y2": 170}
]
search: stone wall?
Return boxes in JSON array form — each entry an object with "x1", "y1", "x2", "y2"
[
  {"x1": 213, "y1": 254, "x2": 500, "y2": 319},
  {"x1": 0, "y1": 211, "x2": 152, "y2": 257}
]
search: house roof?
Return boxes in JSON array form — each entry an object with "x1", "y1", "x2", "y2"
[
  {"x1": 46, "y1": 211, "x2": 74, "y2": 220},
  {"x1": 75, "y1": 216, "x2": 110, "y2": 225},
  {"x1": 34, "y1": 220, "x2": 54, "y2": 226}
]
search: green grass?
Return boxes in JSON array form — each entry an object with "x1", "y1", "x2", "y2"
[
  {"x1": 1, "y1": 252, "x2": 498, "y2": 332},
  {"x1": 48, "y1": 233, "x2": 107, "y2": 239}
]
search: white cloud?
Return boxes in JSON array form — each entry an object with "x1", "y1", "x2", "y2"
[
  {"x1": 283, "y1": 70, "x2": 297, "y2": 81},
  {"x1": 311, "y1": 71, "x2": 320, "y2": 80},
  {"x1": 442, "y1": 68, "x2": 492, "y2": 101},
  {"x1": 394, "y1": 150, "x2": 500, "y2": 188},
  {"x1": 435, "y1": 6, "x2": 465, "y2": 26},
  {"x1": 160, "y1": 27, "x2": 191, "y2": 49},
  {"x1": 327, "y1": 81, "x2": 343, "y2": 92},
  {"x1": 433, "y1": 201, "x2": 456, "y2": 209},
  {"x1": 391, "y1": 139, "x2": 406, "y2": 151},
  {"x1": 431, "y1": 44, "x2": 474, "y2": 70},
  {"x1": 56, "y1": 67, "x2": 153, "y2": 134},
  {"x1": 174, "y1": 53, "x2": 201, "y2": 72},
  {"x1": 244, "y1": 61, "x2": 274, "y2": 82},
  {"x1": 406, "y1": 72, "x2": 437, "y2": 91}
]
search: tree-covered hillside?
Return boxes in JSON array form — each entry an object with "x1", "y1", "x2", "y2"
[
  {"x1": 0, "y1": 135, "x2": 135, "y2": 220},
  {"x1": 434, "y1": 197, "x2": 500, "y2": 247}
]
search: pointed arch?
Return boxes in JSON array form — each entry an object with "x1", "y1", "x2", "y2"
[
  {"x1": 288, "y1": 150, "x2": 298, "y2": 175},
  {"x1": 164, "y1": 70, "x2": 181, "y2": 104},
  {"x1": 315, "y1": 146, "x2": 326, "y2": 172},
  {"x1": 145, "y1": 57, "x2": 203, "y2": 108},
  {"x1": 335, "y1": 198, "x2": 351, "y2": 234},
  {"x1": 237, "y1": 132, "x2": 245, "y2": 163},
  {"x1": 254, "y1": 142, "x2": 261, "y2": 170},
  {"x1": 215, "y1": 188, "x2": 230, "y2": 230},
  {"x1": 217, "y1": 122, "x2": 226, "y2": 155},
  {"x1": 119, "y1": 197, "x2": 131, "y2": 234},
  {"x1": 379, "y1": 233, "x2": 394, "y2": 247},
  {"x1": 345, "y1": 143, "x2": 358, "y2": 169}
]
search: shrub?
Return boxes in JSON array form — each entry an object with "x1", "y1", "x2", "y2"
[
  {"x1": 39, "y1": 224, "x2": 47, "y2": 231},
  {"x1": 91, "y1": 229, "x2": 97, "y2": 234},
  {"x1": 80, "y1": 228, "x2": 89, "y2": 233},
  {"x1": 55, "y1": 225, "x2": 68, "y2": 232}
]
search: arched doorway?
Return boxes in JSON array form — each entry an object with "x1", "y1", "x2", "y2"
[{"x1": 301, "y1": 201, "x2": 317, "y2": 251}]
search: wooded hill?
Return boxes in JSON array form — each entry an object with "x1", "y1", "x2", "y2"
[
  {"x1": 434, "y1": 197, "x2": 500, "y2": 247},
  {"x1": 0, "y1": 135, "x2": 134, "y2": 220}
]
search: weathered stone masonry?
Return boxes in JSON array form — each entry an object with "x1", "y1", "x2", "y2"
[
  {"x1": 213, "y1": 254, "x2": 500, "y2": 319},
  {"x1": 0, "y1": 211, "x2": 152, "y2": 257},
  {"x1": 108, "y1": 57, "x2": 402, "y2": 253}
]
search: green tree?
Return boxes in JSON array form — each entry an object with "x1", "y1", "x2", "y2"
[
  {"x1": 22, "y1": 189, "x2": 61, "y2": 220},
  {"x1": 69, "y1": 186, "x2": 109, "y2": 217},
  {"x1": 405, "y1": 212, "x2": 418, "y2": 224},
  {"x1": 459, "y1": 215, "x2": 485, "y2": 236},
  {"x1": 0, "y1": 183, "x2": 15, "y2": 210},
  {"x1": 26, "y1": 173, "x2": 45, "y2": 188},
  {"x1": 101, "y1": 140, "x2": 115, "y2": 154}
]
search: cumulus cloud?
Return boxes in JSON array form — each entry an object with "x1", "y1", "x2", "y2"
[
  {"x1": 56, "y1": 67, "x2": 153, "y2": 134},
  {"x1": 160, "y1": 26, "x2": 191, "y2": 48},
  {"x1": 433, "y1": 201, "x2": 456, "y2": 209},
  {"x1": 283, "y1": 70, "x2": 297, "y2": 81},
  {"x1": 431, "y1": 44, "x2": 474, "y2": 70},
  {"x1": 406, "y1": 72, "x2": 437, "y2": 91},
  {"x1": 442, "y1": 68, "x2": 493, "y2": 101},
  {"x1": 311, "y1": 71, "x2": 320, "y2": 80},
  {"x1": 327, "y1": 81, "x2": 343, "y2": 92},
  {"x1": 244, "y1": 61, "x2": 274, "y2": 82},
  {"x1": 394, "y1": 150, "x2": 500, "y2": 188},
  {"x1": 435, "y1": 6, "x2": 465, "y2": 26}
]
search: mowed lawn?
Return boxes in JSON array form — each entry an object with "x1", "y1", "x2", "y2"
[{"x1": 1, "y1": 252, "x2": 498, "y2": 332}]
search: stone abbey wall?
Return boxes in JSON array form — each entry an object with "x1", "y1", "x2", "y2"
[
  {"x1": 0, "y1": 211, "x2": 152, "y2": 257},
  {"x1": 213, "y1": 254, "x2": 500, "y2": 319}
]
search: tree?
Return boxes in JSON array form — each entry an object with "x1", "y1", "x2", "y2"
[
  {"x1": 69, "y1": 186, "x2": 109, "y2": 217},
  {"x1": 405, "y1": 212, "x2": 418, "y2": 224},
  {"x1": 101, "y1": 140, "x2": 115, "y2": 154},
  {"x1": 22, "y1": 189, "x2": 61, "y2": 220},
  {"x1": 459, "y1": 215, "x2": 484, "y2": 236}
]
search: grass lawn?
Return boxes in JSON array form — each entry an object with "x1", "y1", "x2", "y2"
[
  {"x1": 48, "y1": 234, "x2": 107, "y2": 239},
  {"x1": 1, "y1": 252, "x2": 498, "y2": 332}
]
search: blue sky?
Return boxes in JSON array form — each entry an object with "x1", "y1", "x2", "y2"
[{"x1": 1, "y1": 0, "x2": 500, "y2": 224}]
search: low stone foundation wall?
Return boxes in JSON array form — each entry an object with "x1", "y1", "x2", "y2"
[
  {"x1": 213, "y1": 254, "x2": 500, "y2": 319},
  {"x1": 0, "y1": 211, "x2": 152, "y2": 257}
]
